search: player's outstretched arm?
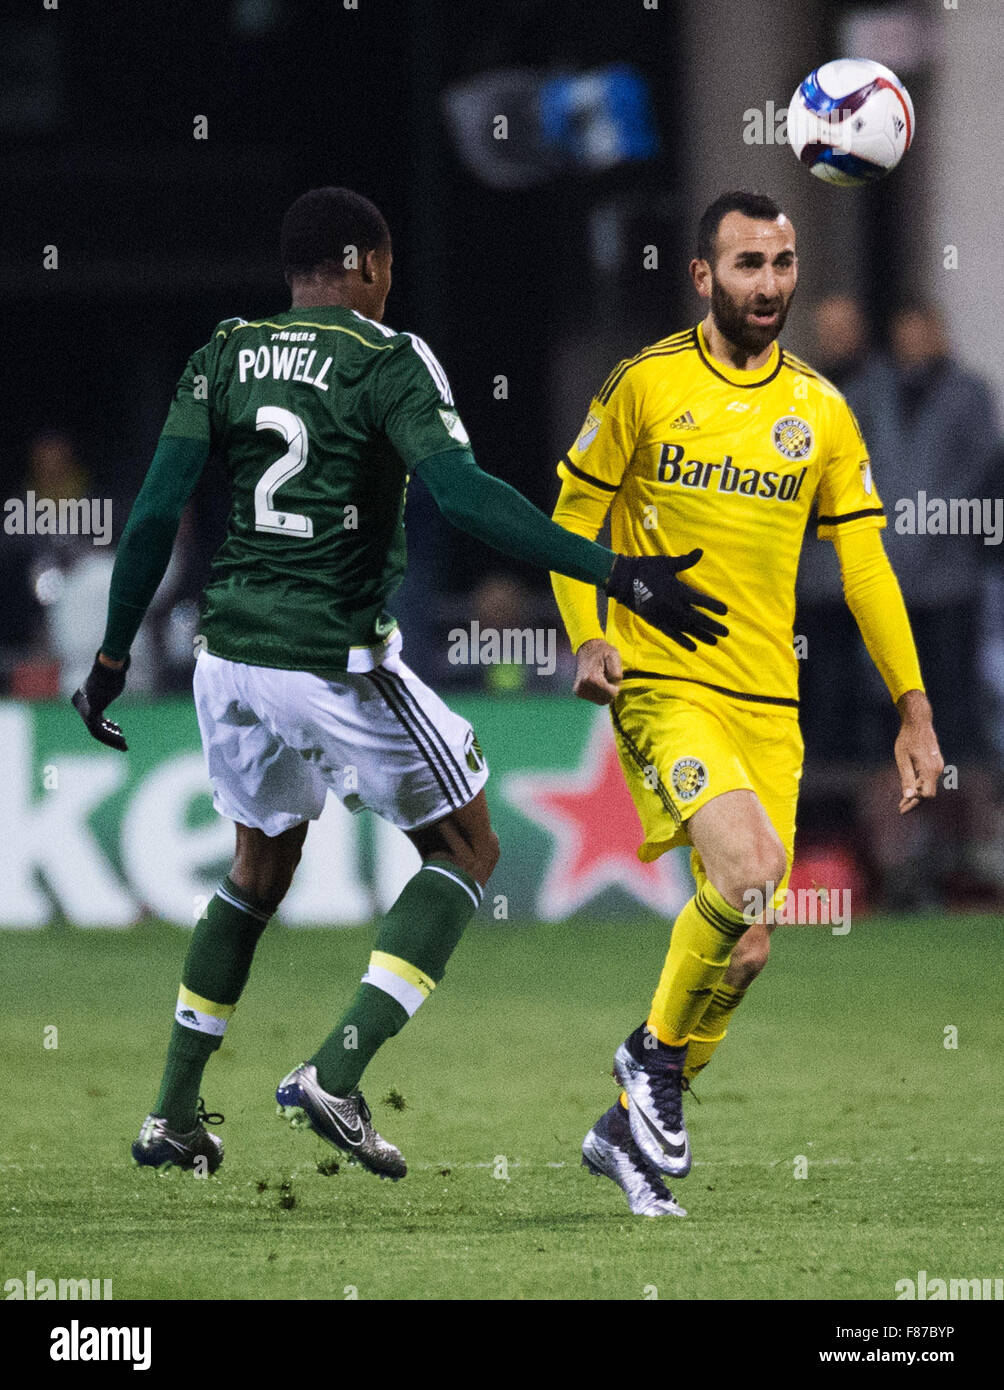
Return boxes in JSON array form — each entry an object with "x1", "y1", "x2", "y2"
[
  {"x1": 834, "y1": 526, "x2": 944, "y2": 812},
  {"x1": 71, "y1": 433, "x2": 209, "y2": 751},
  {"x1": 416, "y1": 446, "x2": 728, "y2": 649}
]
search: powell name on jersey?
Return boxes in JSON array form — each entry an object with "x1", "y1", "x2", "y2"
[{"x1": 160, "y1": 307, "x2": 468, "y2": 674}]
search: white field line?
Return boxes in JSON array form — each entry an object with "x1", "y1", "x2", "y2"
[{"x1": 1, "y1": 1153, "x2": 994, "y2": 1176}]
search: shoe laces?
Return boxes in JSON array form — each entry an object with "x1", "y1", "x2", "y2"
[
  {"x1": 647, "y1": 1068, "x2": 685, "y2": 1127},
  {"x1": 196, "y1": 1097, "x2": 225, "y2": 1126},
  {"x1": 680, "y1": 1076, "x2": 701, "y2": 1105},
  {"x1": 355, "y1": 1092, "x2": 372, "y2": 1125}
]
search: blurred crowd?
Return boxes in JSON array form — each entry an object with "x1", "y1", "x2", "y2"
[
  {"x1": 2, "y1": 299, "x2": 1001, "y2": 908},
  {"x1": 798, "y1": 296, "x2": 1003, "y2": 910},
  {"x1": 0, "y1": 432, "x2": 205, "y2": 700}
]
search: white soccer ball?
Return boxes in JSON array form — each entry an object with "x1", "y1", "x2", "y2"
[{"x1": 788, "y1": 58, "x2": 914, "y2": 186}]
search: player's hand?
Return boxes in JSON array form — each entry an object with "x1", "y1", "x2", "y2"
[
  {"x1": 71, "y1": 652, "x2": 129, "y2": 752},
  {"x1": 573, "y1": 638, "x2": 623, "y2": 706},
  {"x1": 604, "y1": 550, "x2": 728, "y2": 651},
  {"x1": 894, "y1": 690, "x2": 943, "y2": 814}
]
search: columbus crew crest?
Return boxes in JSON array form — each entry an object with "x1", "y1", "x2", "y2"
[
  {"x1": 670, "y1": 756, "x2": 707, "y2": 802},
  {"x1": 772, "y1": 415, "x2": 813, "y2": 461},
  {"x1": 464, "y1": 728, "x2": 485, "y2": 773}
]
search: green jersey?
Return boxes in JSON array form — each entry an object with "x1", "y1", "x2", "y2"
[{"x1": 162, "y1": 305, "x2": 471, "y2": 674}]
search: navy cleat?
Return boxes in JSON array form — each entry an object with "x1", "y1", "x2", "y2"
[
  {"x1": 275, "y1": 1063, "x2": 406, "y2": 1180},
  {"x1": 131, "y1": 1099, "x2": 224, "y2": 1173},
  {"x1": 614, "y1": 1023, "x2": 692, "y2": 1178},
  {"x1": 582, "y1": 1102, "x2": 686, "y2": 1217}
]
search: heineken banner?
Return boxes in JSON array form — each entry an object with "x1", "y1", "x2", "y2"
[{"x1": 0, "y1": 697, "x2": 690, "y2": 928}]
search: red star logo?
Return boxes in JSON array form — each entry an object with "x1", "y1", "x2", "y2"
[{"x1": 503, "y1": 711, "x2": 689, "y2": 919}]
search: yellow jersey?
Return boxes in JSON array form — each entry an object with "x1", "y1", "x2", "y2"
[{"x1": 556, "y1": 322, "x2": 885, "y2": 709}]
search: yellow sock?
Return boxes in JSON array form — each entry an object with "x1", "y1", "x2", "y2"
[
  {"x1": 647, "y1": 882, "x2": 747, "y2": 1046},
  {"x1": 683, "y1": 983, "x2": 748, "y2": 1080}
]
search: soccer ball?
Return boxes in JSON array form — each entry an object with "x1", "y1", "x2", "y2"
[{"x1": 788, "y1": 59, "x2": 914, "y2": 186}]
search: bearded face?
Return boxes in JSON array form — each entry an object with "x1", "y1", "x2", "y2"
[{"x1": 710, "y1": 271, "x2": 795, "y2": 356}]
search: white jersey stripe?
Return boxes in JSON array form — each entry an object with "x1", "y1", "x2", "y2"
[
  {"x1": 419, "y1": 337, "x2": 453, "y2": 403},
  {"x1": 406, "y1": 333, "x2": 453, "y2": 404},
  {"x1": 351, "y1": 308, "x2": 397, "y2": 338},
  {"x1": 406, "y1": 333, "x2": 448, "y2": 398}
]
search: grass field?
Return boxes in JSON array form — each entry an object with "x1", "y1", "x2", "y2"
[{"x1": 1, "y1": 912, "x2": 999, "y2": 1301}]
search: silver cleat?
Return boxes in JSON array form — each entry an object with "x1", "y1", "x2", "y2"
[
  {"x1": 614, "y1": 1025, "x2": 692, "y2": 1178},
  {"x1": 275, "y1": 1062, "x2": 406, "y2": 1180},
  {"x1": 582, "y1": 1102, "x2": 686, "y2": 1217}
]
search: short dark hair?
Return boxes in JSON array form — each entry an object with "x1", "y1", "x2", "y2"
[
  {"x1": 281, "y1": 187, "x2": 391, "y2": 281},
  {"x1": 697, "y1": 191, "x2": 783, "y2": 265}
]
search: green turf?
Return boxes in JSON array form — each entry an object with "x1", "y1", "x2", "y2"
[{"x1": 1, "y1": 913, "x2": 999, "y2": 1300}]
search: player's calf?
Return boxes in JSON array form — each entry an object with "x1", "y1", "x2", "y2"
[
  {"x1": 725, "y1": 919, "x2": 771, "y2": 986},
  {"x1": 304, "y1": 792, "x2": 496, "y2": 1109}
]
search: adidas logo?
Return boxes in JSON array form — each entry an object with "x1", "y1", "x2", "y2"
[
  {"x1": 632, "y1": 578, "x2": 653, "y2": 605},
  {"x1": 669, "y1": 410, "x2": 698, "y2": 430}
]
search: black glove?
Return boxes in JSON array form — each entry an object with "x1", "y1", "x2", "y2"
[
  {"x1": 72, "y1": 653, "x2": 130, "y2": 751},
  {"x1": 604, "y1": 550, "x2": 729, "y2": 652}
]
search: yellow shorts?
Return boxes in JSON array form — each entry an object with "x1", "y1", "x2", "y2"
[{"x1": 610, "y1": 682, "x2": 803, "y2": 901}]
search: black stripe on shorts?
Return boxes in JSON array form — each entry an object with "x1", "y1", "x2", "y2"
[
  {"x1": 365, "y1": 671, "x2": 466, "y2": 812},
  {"x1": 610, "y1": 705, "x2": 681, "y2": 829},
  {"x1": 379, "y1": 669, "x2": 473, "y2": 806}
]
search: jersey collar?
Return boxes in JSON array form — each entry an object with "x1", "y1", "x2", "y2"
[{"x1": 695, "y1": 321, "x2": 782, "y2": 388}]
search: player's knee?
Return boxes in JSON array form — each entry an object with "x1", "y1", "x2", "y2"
[
  {"x1": 231, "y1": 828, "x2": 305, "y2": 915},
  {"x1": 231, "y1": 863, "x2": 293, "y2": 916},
  {"x1": 716, "y1": 837, "x2": 787, "y2": 915},
  {"x1": 424, "y1": 829, "x2": 497, "y2": 889}
]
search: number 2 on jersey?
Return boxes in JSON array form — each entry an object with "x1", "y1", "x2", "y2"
[{"x1": 254, "y1": 405, "x2": 314, "y2": 538}]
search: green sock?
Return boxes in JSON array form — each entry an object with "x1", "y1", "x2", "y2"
[
  {"x1": 154, "y1": 876, "x2": 271, "y2": 1130},
  {"x1": 310, "y1": 860, "x2": 482, "y2": 1096}
]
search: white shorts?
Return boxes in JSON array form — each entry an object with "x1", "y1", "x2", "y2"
[{"x1": 192, "y1": 648, "x2": 489, "y2": 838}]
